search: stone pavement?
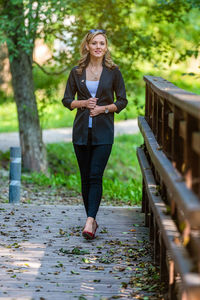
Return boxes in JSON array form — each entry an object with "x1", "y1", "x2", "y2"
[{"x1": 0, "y1": 119, "x2": 139, "y2": 152}]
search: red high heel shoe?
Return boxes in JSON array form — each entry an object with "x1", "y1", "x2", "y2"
[{"x1": 82, "y1": 220, "x2": 98, "y2": 240}]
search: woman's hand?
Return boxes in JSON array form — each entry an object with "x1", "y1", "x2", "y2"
[
  {"x1": 90, "y1": 105, "x2": 104, "y2": 117},
  {"x1": 85, "y1": 97, "x2": 98, "y2": 109}
]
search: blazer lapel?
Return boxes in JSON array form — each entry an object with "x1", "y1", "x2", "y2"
[
  {"x1": 95, "y1": 66, "x2": 108, "y2": 99},
  {"x1": 79, "y1": 69, "x2": 91, "y2": 98}
]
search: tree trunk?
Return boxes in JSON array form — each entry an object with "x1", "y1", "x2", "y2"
[{"x1": 9, "y1": 51, "x2": 48, "y2": 173}]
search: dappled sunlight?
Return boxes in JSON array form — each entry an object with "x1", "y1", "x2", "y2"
[
  {"x1": 0, "y1": 204, "x2": 164, "y2": 298},
  {"x1": 80, "y1": 282, "x2": 95, "y2": 290},
  {"x1": 0, "y1": 241, "x2": 45, "y2": 277},
  {"x1": 184, "y1": 273, "x2": 200, "y2": 285},
  {"x1": 0, "y1": 240, "x2": 46, "y2": 298}
]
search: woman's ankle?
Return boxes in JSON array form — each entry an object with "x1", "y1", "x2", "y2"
[{"x1": 87, "y1": 216, "x2": 95, "y2": 222}]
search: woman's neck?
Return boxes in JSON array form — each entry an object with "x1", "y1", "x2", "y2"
[{"x1": 89, "y1": 56, "x2": 103, "y2": 68}]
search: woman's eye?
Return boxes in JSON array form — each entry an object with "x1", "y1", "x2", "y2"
[{"x1": 91, "y1": 41, "x2": 105, "y2": 46}]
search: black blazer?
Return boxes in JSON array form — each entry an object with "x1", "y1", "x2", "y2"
[{"x1": 62, "y1": 64, "x2": 128, "y2": 145}]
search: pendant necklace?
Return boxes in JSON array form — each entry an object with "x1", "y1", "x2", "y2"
[{"x1": 89, "y1": 64, "x2": 100, "y2": 80}]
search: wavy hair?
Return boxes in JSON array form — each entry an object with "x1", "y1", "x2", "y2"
[{"x1": 76, "y1": 31, "x2": 117, "y2": 75}]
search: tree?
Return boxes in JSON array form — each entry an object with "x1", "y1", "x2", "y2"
[
  {"x1": 0, "y1": 0, "x2": 72, "y2": 172},
  {"x1": 0, "y1": 0, "x2": 199, "y2": 173},
  {"x1": 52, "y1": 0, "x2": 200, "y2": 98}
]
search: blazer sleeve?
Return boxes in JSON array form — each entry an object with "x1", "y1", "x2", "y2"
[
  {"x1": 113, "y1": 67, "x2": 128, "y2": 114},
  {"x1": 62, "y1": 68, "x2": 77, "y2": 111}
]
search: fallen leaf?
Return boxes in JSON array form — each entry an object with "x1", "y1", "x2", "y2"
[{"x1": 70, "y1": 270, "x2": 80, "y2": 275}]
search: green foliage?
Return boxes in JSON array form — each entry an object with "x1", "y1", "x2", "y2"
[
  {"x1": 0, "y1": 90, "x2": 13, "y2": 105},
  {"x1": 0, "y1": 102, "x2": 18, "y2": 132},
  {"x1": 0, "y1": 150, "x2": 10, "y2": 169},
  {"x1": 33, "y1": 65, "x2": 66, "y2": 91},
  {"x1": 58, "y1": 0, "x2": 200, "y2": 87},
  {"x1": 0, "y1": 0, "x2": 72, "y2": 60},
  {"x1": 1, "y1": 0, "x2": 199, "y2": 79},
  {"x1": 0, "y1": 0, "x2": 199, "y2": 135},
  {"x1": 1, "y1": 67, "x2": 200, "y2": 132},
  {"x1": 32, "y1": 65, "x2": 70, "y2": 126},
  {"x1": 22, "y1": 134, "x2": 143, "y2": 205}
]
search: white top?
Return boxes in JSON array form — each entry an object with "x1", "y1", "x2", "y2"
[{"x1": 85, "y1": 80, "x2": 99, "y2": 128}]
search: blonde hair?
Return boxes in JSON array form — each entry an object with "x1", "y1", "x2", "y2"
[{"x1": 76, "y1": 31, "x2": 117, "y2": 75}]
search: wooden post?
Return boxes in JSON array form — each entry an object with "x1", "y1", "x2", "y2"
[
  {"x1": 149, "y1": 209, "x2": 154, "y2": 242},
  {"x1": 153, "y1": 220, "x2": 159, "y2": 264},
  {"x1": 145, "y1": 197, "x2": 149, "y2": 227},
  {"x1": 141, "y1": 179, "x2": 146, "y2": 213},
  {"x1": 160, "y1": 237, "x2": 168, "y2": 282},
  {"x1": 9, "y1": 147, "x2": 21, "y2": 203},
  {"x1": 168, "y1": 259, "x2": 177, "y2": 300}
]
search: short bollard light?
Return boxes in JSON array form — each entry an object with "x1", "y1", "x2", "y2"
[{"x1": 9, "y1": 147, "x2": 21, "y2": 203}]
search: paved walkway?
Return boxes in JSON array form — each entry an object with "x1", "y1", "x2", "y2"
[
  {"x1": 0, "y1": 204, "x2": 162, "y2": 300},
  {"x1": 0, "y1": 119, "x2": 139, "y2": 152}
]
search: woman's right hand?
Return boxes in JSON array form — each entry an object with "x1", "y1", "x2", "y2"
[{"x1": 85, "y1": 97, "x2": 98, "y2": 109}]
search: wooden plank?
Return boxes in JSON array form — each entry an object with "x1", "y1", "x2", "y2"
[
  {"x1": 192, "y1": 132, "x2": 200, "y2": 155},
  {"x1": 163, "y1": 101, "x2": 172, "y2": 158},
  {"x1": 173, "y1": 106, "x2": 184, "y2": 171},
  {"x1": 152, "y1": 91, "x2": 157, "y2": 135},
  {"x1": 179, "y1": 120, "x2": 187, "y2": 139},
  {"x1": 143, "y1": 76, "x2": 200, "y2": 120},
  {"x1": 157, "y1": 97, "x2": 163, "y2": 145},
  {"x1": 168, "y1": 112, "x2": 174, "y2": 130},
  {"x1": 145, "y1": 82, "x2": 149, "y2": 118},
  {"x1": 138, "y1": 116, "x2": 200, "y2": 227},
  {"x1": 0, "y1": 204, "x2": 157, "y2": 299},
  {"x1": 137, "y1": 147, "x2": 200, "y2": 294},
  {"x1": 189, "y1": 231, "x2": 200, "y2": 273}
]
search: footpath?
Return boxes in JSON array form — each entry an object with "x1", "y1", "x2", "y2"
[
  {"x1": 0, "y1": 119, "x2": 139, "y2": 152},
  {"x1": 0, "y1": 119, "x2": 166, "y2": 299},
  {"x1": 0, "y1": 204, "x2": 164, "y2": 299}
]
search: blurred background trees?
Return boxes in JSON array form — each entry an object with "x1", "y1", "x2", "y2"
[{"x1": 0, "y1": 0, "x2": 199, "y2": 172}]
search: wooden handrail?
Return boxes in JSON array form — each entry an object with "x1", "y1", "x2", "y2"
[
  {"x1": 144, "y1": 76, "x2": 200, "y2": 119},
  {"x1": 143, "y1": 75, "x2": 200, "y2": 198},
  {"x1": 138, "y1": 76, "x2": 200, "y2": 300}
]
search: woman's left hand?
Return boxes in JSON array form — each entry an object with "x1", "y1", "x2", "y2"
[{"x1": 90, "y1": 105, "x2": 104, "y2": 117}]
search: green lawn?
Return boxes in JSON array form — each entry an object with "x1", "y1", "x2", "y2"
[{"x1": 0, "y1": 96, "x2": 142, "y2": 133}]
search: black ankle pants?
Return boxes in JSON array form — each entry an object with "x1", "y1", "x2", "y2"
[{"x1": 73, "y1": 129, "x2": 112, "y2": 219}]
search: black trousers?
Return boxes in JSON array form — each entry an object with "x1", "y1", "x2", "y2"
[{"x1": 73, "y1": 129, "x2": 112, "y2": 219}]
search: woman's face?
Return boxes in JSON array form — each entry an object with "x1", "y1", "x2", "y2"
[{"x1": 86, "y1": 34, "x2": 107, "y2": 59}]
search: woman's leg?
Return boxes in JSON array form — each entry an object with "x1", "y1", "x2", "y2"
[
  {"x1": 73, "y1": 129, "x2": 93, "y2": 215},
  {"x1": 73, "y1": 143, "x2": 91, "y2": 215},
  {"x1": 87, "y1": 144, "x2": 112, "y2": 219}
]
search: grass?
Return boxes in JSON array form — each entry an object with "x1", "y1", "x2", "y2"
[
  {"x1": 0, "y1": 93, "x2": 143, "y2": 133},
  {"x1": 1, "y1": 67, "x2": 199, "y2": 133},
  {"x1": 0, "y1": 133, "x2": 143, "y2": 205}
]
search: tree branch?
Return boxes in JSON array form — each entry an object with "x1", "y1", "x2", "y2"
[{"x1": 33, "y1": 60, "x2": 68, "y2": 75}]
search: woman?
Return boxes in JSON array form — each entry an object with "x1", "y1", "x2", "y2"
[{"x1": 62, "y1": 29, "x2": 128, "y2": 240}]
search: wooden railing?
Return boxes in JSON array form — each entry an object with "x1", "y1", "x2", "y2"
[{"x1": 137, "y1": 76, "x2": 200, "y2": 300}]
